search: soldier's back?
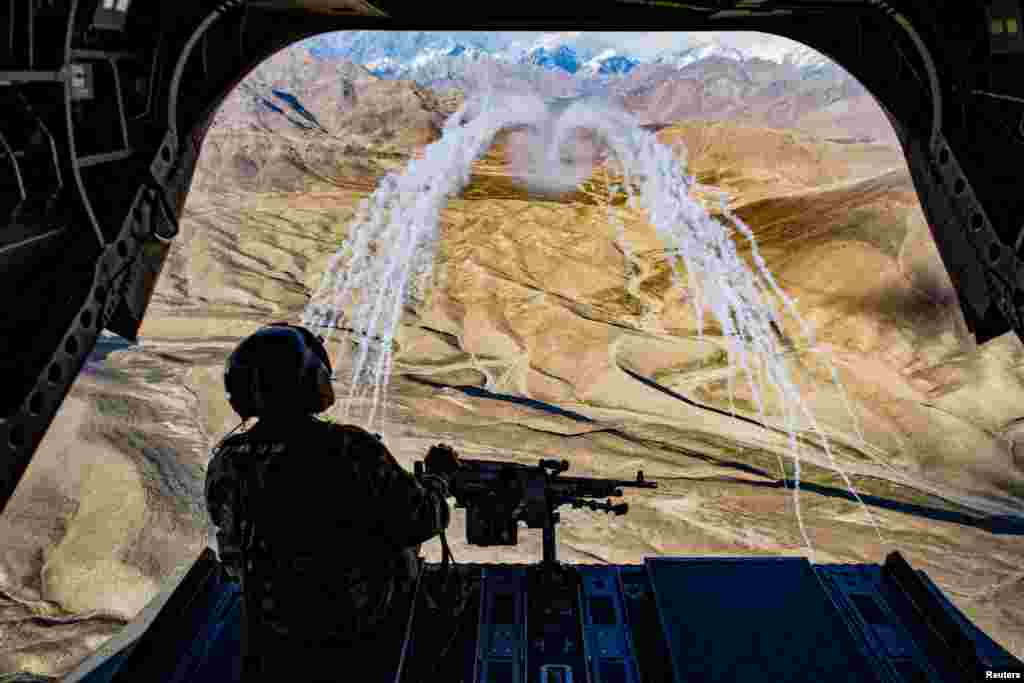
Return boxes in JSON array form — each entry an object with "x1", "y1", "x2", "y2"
[{"x1": 234, "y1": 418, "x2": 411, "y2": 647}]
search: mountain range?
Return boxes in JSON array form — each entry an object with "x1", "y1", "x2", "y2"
[
  {"x1": 227, "y1": 30, "x2": 894, "y2": 148},
  {"x1": 299, "y1": 31, "x2": 836, "y2": 83}
]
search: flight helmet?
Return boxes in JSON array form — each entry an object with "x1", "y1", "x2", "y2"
[{"x1": 224, "y1": 322, "x2": 335, "y2": 419}]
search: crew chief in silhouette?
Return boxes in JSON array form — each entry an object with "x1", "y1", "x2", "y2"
[{"x1": 205, "y1": 322, "x2": 459, "y2": 680}]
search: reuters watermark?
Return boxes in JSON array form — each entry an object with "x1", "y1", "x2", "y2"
[{"x1": 985, "y1": 672, "x2": 1024, "y2": 680}]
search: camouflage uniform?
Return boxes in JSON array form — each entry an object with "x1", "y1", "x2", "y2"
[{"x1": 204, "y1": 416, "x2": 449, "y2": 677}]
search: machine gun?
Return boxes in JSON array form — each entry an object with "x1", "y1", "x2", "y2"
[{"x1": 414, "y1": 456, "x2": 657, "y2": 566}]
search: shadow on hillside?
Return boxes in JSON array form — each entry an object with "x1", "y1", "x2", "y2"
[{"x1": 406, "y1": 370, "x2": 1024, "y2": 537}]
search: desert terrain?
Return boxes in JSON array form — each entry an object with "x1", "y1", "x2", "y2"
[{"x1": 1, "y1": 48, "x2": 1023, "y2": 679}]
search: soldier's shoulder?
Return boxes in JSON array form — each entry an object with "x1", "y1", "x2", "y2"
[
  {"x1": 319, "y1": 422, "x2": 397, "y2": 465},
  {"x1": 319, "y1": 421, "x2": 382, "y2": 446},
  {"x1": 218, "y1": 428, "x2": 253, "y2": 447},
  {"x1": 208, "y1": 432, "x2": 250, "y2": 470}
]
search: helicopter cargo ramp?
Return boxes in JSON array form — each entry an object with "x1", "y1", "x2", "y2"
[{"x1": 63, "y1": 549, "x2": 1023, "y2": 683}]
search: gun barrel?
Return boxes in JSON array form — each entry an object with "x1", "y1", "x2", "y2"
[
  {"x1": 552, "y1": 474, "x2": 658, "y2": 490},
  {"x1": 419, "y1": 457, "x2": 658, "y2": 496},
  {"x1": 548, "y1": 476, "x2": 656, "y2": 503}
]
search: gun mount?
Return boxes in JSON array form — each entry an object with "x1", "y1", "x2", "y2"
[{"x1": 414, "y1": 457, "x2": 657, "y2": 566}]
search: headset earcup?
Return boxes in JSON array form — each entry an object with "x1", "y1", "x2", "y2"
[
  {"x1": 226, "y1": 363, "x2": 251, "y2": 419},
  {"x1": 312, "y1": 365, "x2": 335, "y2": 413},
  {"x1": 249, "y1": 367, "x2": 264, "y2": 415},
  {"x1": 295, "y1": 330, "x2": 333, "y2": 413}
]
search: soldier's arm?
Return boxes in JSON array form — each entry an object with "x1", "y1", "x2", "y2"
[
  {"x1": 352, "y1": 430, "x2": 450, "y2": 549},
  {"x1": 204, "y1": 448, "x2": 244, "y2": 577}
]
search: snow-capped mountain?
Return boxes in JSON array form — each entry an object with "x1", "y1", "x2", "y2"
[
  {"x1": 582, "y1": 49, "x2": 639, "y2": 76},
  {"x1": 522, "y1": 43, "x2": 583, "y2": 74},
  {"x1": 781, "y1": 44, "x2": 846, "y2": 81},
  {"x1": 651, "y1": 43, "x2": 755, "y2": 69},
  {"x1": 510, "y1": 32, "x2": 623, "y2": 73},
  {"x1": 354, "y1": 32, "x2": 613, "y2": 83},
  {"x1": 782, "y1": 44, "x2": 831, "y2": 71},
  {"x1": 300, "y1": 31, "x2": 516, "y2": 66},
  {"x1": 509, "y1": 33, "x2": 608, "y2": 58},
  {"x1": 231, "y1": 30, "x2": 885, "y2": 145},
  {"x1": 303, "y1": 31, "x2": 844, "y2": 77},
  {"x1": 362, "y1": 40, "x2": 503, "y2": 79},
  {"x1": 364, "y1": 56, "x2": 401, "y2": 78},
  {"x1": 407, "y1": 43, "x2": 499, "y2": 68},
  {"x1": 301, "y1": 31, "x2": 853, "y2": 95}
]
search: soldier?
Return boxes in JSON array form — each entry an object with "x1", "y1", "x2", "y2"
[{"x1": 205, "y1": 322, "x2": 459, "y2": 681}]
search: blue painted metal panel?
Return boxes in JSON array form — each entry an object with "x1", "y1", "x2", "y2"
[
  {"x1": 73, "y1": 643, "x2": 137, "y2": 683},
  {"x1": 577, "y1": 566, "x2": 641, "y2": 683},
  {"x1": 814, "y1": 564, "x2": 937, "y2": 683},
  {"x1": 77, "y1": 573, "x2": 242, "y2": 683},
  {"x1": 165, "y1": 577, "x2": 243, "y2": 682},
  {"x1": 644, "y1": 557, "x2": 883, "y2": 683},
  {"x1": 476, "y1": 567, "x2": 527, "y2": 683}
]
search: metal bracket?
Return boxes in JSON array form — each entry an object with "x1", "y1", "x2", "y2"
[
  {"x1": 146, "y1": 181, "x2": 180, "y2": 242},
  {"x1": 987, "y1": 0, "x2": 1024, "y2": 54},
  {"x1": 149, "y1": 131, "x2": 178, "y2": 185},
  {"x1": 0, "y1": 129, "x2": 27, "y2": 201},
  {"x1": 929, "y1": 132, "x2": 1024, "y2": 327},
  {"x1": 92, "y1": 0, "x2": 134, "y2": 32},
  {"x1": 0, "y1": 70, "x2": 66, "y2": 85}
]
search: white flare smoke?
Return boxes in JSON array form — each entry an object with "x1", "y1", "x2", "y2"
[{"x1": 304, "y1": 93, "x2": 886, "y2": 560}]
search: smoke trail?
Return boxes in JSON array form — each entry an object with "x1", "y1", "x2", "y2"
[
  {"x1": 305, "y1": 93, "x2": 886, "y2": 558},
  {"x1": 304, "y1": 93, "x2": 555, "y2": 431},
  {"x1": 550, "y1": 98, "x2": 884, "y2": 557}
]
